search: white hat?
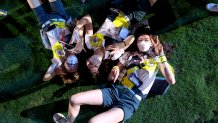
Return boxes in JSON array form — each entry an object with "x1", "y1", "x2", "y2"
[{"x1": 65, "y1": 55, "x2": 79, "y2": 72}]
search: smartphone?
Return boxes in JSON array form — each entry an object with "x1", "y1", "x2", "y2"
[{"x1": 128, "y1": 73, "x2": 142, "y2": 87}]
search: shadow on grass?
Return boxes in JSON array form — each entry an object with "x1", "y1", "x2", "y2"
[
  {"x1": 0, "y1": 74, "x2": 100, "y2": 103},
  {"x1": 148, "y1": 0, "x2": 176, "y2": 33},
  {"x1": 0, "y1": 15, "x2": 24, "y2": 38},
  {"x1": 147, "y1": 0, "x2": 215, "y2": 34},
  {"x1": 20, "y1": 99, "x2": 69, "y2": 123},
  {"x1": 0, "y1": 78, "x2": 51, "y2": 103},
  {"x1": 51, "y1": 79, "x2": 98, "y2": 98},
  {"x1": 20, "y1": 99, "x2": 105, "y2": 122}
]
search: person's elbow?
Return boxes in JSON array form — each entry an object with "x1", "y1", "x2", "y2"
[
  {"x1": 168, "y1": 77, "x2": 176, "y2": 85},
  {"x1": 84, "y1": 14, "x2": 92, "y2": 23}
]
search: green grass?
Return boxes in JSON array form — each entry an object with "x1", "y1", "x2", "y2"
[{"x1": 0, "y1": 0, "x2": 218, "y2": 123}]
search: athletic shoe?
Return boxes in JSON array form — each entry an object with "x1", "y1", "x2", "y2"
[
  {"x1": 206, "y1": 3, "x2": 218, "y2": 12},
  {"x1": 53, "y1": 113, "x2": 68, "y2": 123},
  {"x1": 0, "y1": 9, "x2": 7, "y2": 16}
]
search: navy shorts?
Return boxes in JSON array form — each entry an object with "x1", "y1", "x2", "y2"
[
  {"x1": 101, "y1": 84, "x2": 141, "y2": 121},
  {"x1": 32, "y1": 0, "x2": 69, "y2": 26}
]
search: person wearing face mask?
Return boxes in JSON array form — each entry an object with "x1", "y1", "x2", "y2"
[
  {"x1": 27, "y1": 0, "x2": 96, "y2": 83},
  {"x1": 86, "y1": 53, "x2": 103, "y2": 76},
  {"x1": 43, "y1": 51, "x2": 80, "y2": 84},
  {"x1": 137, "y1": 39, "x2": 152, "y2": 52},
  {"x1": 71, "y1": 0, "x2": 160, "y2": 76},
  {"x1": 52, "y1": 26, "x2": 175, "y2": 123}
]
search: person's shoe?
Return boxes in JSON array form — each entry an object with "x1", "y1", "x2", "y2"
[
  {"x1": 53, "y1": 113, "x2": 68, "y2": 123},
  {"x1": 206, "y1": 3, "x2": 218, "y2": 12},
  {"x1": 0, "y1": 9, "x2": 7, "y2": 16}
]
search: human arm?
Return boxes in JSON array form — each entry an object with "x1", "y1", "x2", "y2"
[
  {"x1": 159, "y1": 48, "x2": 176, "y2": 85},
  {"x1": 69, "y1": 15, "x2": 93, "y2": 54},
  {"x1": 122, "y1": 35, "x2": 135, "y2": 50},
  {"x1": 105, "y1": 35, "x2": 135, "y2": 56},
  {"x1": 70, "y1": 14, "x2": 93, "y2": 44},
  {"x1": 43, "y1": 58, "x2": 66, "y2": 81}
]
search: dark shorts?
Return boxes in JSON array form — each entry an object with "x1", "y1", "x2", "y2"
[
  {"x1": 101, "y1": 84, "x2": 141, "y2": 121},
  {"x1": 32, "y1": 0, "x2": 69, "y2": 26}
]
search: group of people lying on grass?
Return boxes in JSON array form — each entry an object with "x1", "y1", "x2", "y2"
[{"x1": 27, "y1": 0, "x2": 176, "y2": 122}]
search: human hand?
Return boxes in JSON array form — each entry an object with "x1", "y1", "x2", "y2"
[
  {"x1": 71, "y1": 27, "x2": 81, "y2": 43},
  {"x1": 159, "y1": 45, "x2": 165, "y2": 56},
  {"x1": 106, "y1": 43, "x2": 123, "y2": 55},
  {"x1": 74, "y1": 41, "x2": 84, "y2": 54},
  {"x1": 110, "y1": 66, "x2": 120, "y2": 82}
]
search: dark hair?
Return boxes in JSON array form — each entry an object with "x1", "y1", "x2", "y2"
[
  {"x1": 134, "y1": 26, "x2": 152, "y2": 39},
  {"x1": 127, "y1": 26, "x2": 163, "y2": 57},
  {"x1": 127, "y1": 26, "x2": 152, "y2": 52}
]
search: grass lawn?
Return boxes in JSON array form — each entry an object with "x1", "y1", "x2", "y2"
[{"x1": 0, "y1": 0, "x2": 218, "y2": 122}]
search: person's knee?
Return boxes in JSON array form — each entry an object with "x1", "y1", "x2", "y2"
[
  {"x1": 69, "y1": 94, "x2": 80, "y2": 106},
  {"x1": 88, "y1": 117, "x2": 101, "y2": 123}
]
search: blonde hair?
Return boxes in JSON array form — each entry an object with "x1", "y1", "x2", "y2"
[
  {"x1": 60, "y1": 65, "x2": 80, "y2": 84},
  {"x1": 60, "y1": 72, "x2": 80, "y2": 84}
]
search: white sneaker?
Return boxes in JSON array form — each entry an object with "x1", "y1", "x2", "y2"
[
  {"x1": 0, "y1": 9, "x2": 7, "y2": 16},
  {"x1": 53, "y1": 113, "x2": 68, "y2": 123},
  {"x1": 206, "y1": 3, "x2": 218, "y2": 12}
]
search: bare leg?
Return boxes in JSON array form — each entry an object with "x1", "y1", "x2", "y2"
[
  {"x1": 68, "y1": 89, "x2": 103, "y2": 122},
  {"x1": 88, "y1": 107, "x2": 124, "y2": 123},
  {"x1": 27, "y1": 0, "x2": 42, "y2": 8},
  {"x1": 48, "y1": 0, "x2": 56, "y2": 2},
  {"x1": 48, "y1": 0, "x2": 69, "y2": 19}
]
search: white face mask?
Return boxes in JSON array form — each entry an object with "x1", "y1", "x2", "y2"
[{"x1": 137, "y1": 40, "x2": 151, "y2": 52}]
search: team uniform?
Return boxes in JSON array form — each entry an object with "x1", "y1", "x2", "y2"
[{"x1": 101, "y1": 51, "x2": 169, "y2": 121}]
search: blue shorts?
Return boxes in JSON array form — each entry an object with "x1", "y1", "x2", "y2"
[
  {"x1": 101, "y1": 84, "x2": 141, "y2": 121},
  {"x1": 32, "y1": 0, "x2": 69, "y2": 26}
]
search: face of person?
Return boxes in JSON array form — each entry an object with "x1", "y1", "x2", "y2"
[
  {"x1": 86, "y1": 55, "x2": 102, "y2": 75},
  {"x1": 64, "y1": 55, "x2": 79, "y2": 73},
  {"x1": 137, "y1": 34, "x2": 152, "y2": 52}
]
